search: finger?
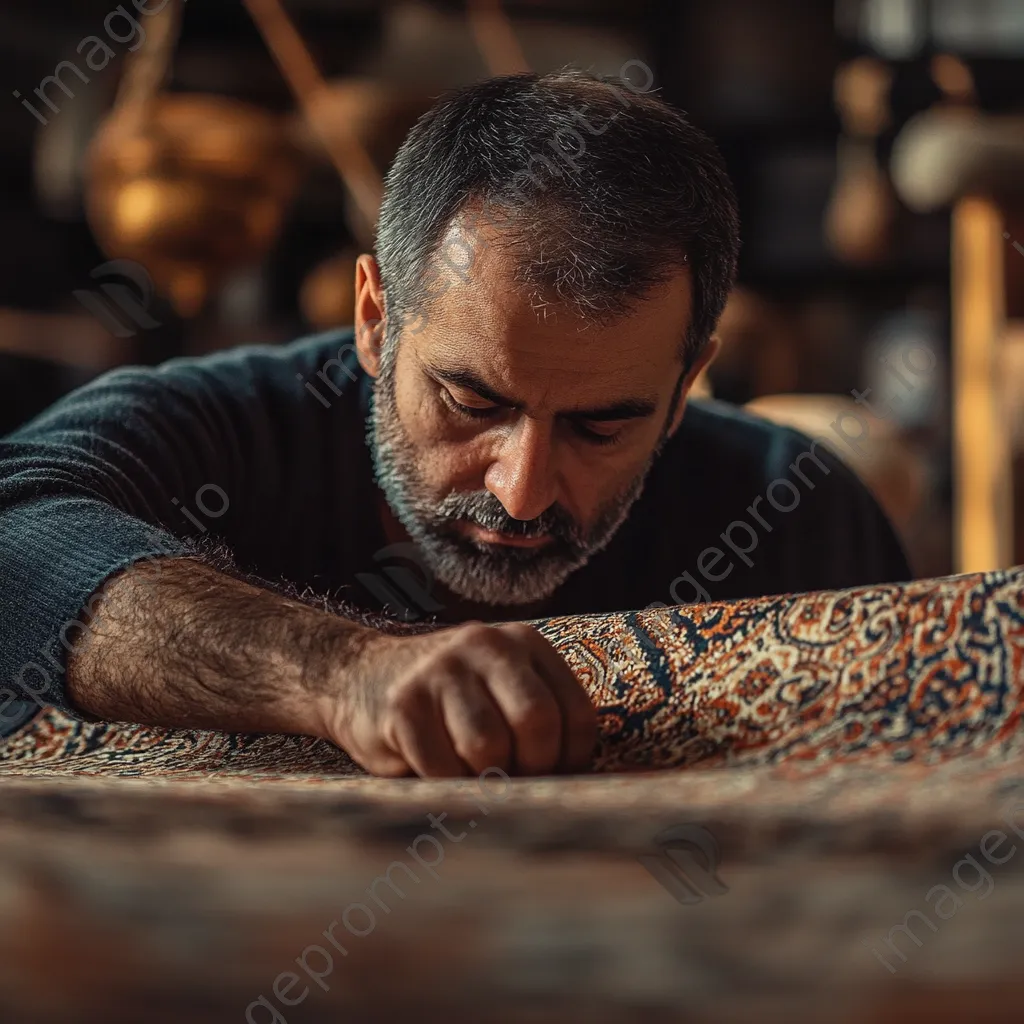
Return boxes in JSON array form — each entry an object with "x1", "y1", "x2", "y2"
[
  {"x1": 500, "y1": 623, "x2": 598, "y2": 773},
  {"x1": 390, "y1": 688, "x2": 470, "y2": 778},
  {"x1": 364, "y1": 749, "x2": 416, "y2": 778},
  {"x1": 473, "y1": 651, "x2": 563, "y2": 775},
  {"x1": 320, "y1": 714, "x2": 413, "y2": 778},
  {"x1": 438, "y1": 676, "x2": 513, "y2": 776}
]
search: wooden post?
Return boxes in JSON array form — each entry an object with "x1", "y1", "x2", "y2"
[{"x1": 952, "y1": 197, "x2": 1011, "y2": 571}]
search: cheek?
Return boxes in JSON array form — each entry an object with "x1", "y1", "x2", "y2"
[
  {"x1": 394, "y1": 367, "x2": 496, "y2": 466},
  {"x1": 396, "y1": 372, "x2": 470, "y2": 446},
  {"x1": 393, "y1": 381, "x2": 490, "y2": 489},
  {"x1": 393, "y1": 368, "x2": 435, "y2": 434}
]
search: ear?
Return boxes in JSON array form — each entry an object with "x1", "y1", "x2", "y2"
[
  {"x1": 666, "y1": 335, "x2": 721, "y2": 439},
  {"x1": 354, "y1": 253, "x2": 387, "y2": 378}
]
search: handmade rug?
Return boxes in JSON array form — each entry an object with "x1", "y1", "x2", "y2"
[
  {"x1": 2, "y1": 566, "x2": 1022, "y2": 778},
  {"x1": 3, "y1": 568, "x2": 1024, "y2": 1023}
]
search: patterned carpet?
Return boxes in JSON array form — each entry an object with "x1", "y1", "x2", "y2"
[
  {"x1": 4, "y1": 569, "x2": 1024, "y2": 1023},
  {"x1": 2, "y1": 566, "x2": 1022, "y2": 780}
]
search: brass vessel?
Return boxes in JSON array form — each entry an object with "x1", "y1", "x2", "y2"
[{"x1": 84, "y1": 94, "x2": 304, "y2": 317}]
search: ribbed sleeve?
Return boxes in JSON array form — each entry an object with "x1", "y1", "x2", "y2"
[
  {"x1": 0, "y1": 331, "x2": 355, "y2": 735},
  {"x1": 0, "y1": 494, "x2": 189, "y2": 720}
]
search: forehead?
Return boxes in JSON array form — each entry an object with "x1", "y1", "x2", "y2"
[{"x1": 413, "y1": 215, "x2": 693, "y2": 403}]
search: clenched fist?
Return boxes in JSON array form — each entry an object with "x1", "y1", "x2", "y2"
[{"x1": 312, "y1": 621, "x2": 598, "y2": 778}]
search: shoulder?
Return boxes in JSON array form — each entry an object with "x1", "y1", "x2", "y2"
[
  {"x1": 9, "y1": 327, "x2": 365, "y2": 440},
  {"x1": 101, "y1": 327, "x2": 362, "y2": 411},
  {"x1": 663, "y1": 398, "x2": 853, "y2": 489},
  {"x1": 152, "y1": 327, "x2": 360, "y2": 389},
  {"x1": 643, "y1": 398, "x2": 911, "y2": 589},
  {"x1": 36, "y1": 327, "x2": 361, "y2": 402}
]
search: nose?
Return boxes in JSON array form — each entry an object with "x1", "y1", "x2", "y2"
[{"x1": 484, "y1": 416, "x2": 560, "y2": 521}]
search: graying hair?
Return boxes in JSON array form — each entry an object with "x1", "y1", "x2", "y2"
[{"x1": 374, "y1": 67, "x2": 740, "y2": 368}]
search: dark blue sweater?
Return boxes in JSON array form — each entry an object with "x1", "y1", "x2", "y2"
[{"x1": 0, "y1": 328, "x2": 910, "y2": 737}]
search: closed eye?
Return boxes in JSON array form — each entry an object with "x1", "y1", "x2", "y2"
[
  {"x1": 440, "y1": 386, "x2": 631, "y2": 444},
  {"x1": 439, "y1": 388, "x2": 501, "y2": 420},
  {"x1": 572, "y1": 421, "x2": 626, "y2": 446}
]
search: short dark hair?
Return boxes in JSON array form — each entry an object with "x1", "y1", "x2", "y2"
[{"x1": 375, "y1": 67, "x2": 740, "y2": 369}]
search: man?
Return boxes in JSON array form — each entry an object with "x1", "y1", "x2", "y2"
[{"x1": 0, "y1": 69, "x2": 909, "y2": 776}]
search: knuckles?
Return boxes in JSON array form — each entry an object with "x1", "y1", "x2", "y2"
[
  {"x1": 504, "y1": 695, "x2": 561, "y2": 737},
  {"x1": 385, "y1": 680, "x2": 432, "y2": 721},
  {"x1": 499, "y1": 622, "x2": 540, "y2": 643},
  {"x1": 454, "y1": 730, "x2": 511, "y2": 769},
  {"x1": 370, "y1": 620, "x2": 583, "y2": 777},
  {"x1": 450, "y1": 621, "x2": 508, "y2": 650}
]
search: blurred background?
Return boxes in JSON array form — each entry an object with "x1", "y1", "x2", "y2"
[{"x1": 1, "y1": 0, "x2": 1023, "y2": 581}]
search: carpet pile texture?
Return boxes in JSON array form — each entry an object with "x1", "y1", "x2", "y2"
[{"x1": 3, "y1": 568, "x2": 1023, "y2": 1023}]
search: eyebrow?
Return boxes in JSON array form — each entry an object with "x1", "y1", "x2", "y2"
[{"x1": 430, "y1": 366, "x2": 658, "y2": 421}]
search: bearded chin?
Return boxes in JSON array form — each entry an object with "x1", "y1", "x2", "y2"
[{"x1": 366, "y1": 358, "x2": 651, "y2": 606}]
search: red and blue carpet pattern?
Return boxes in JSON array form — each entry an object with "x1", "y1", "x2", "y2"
[
  {"x1": 2, "y1": 567, "x2": 1022, "y2": 778},
  {"x1": 4, "y1": 569, "x2": 1024, "y2": 1023}
]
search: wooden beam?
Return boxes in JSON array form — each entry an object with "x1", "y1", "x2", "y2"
[{"x1": 952, "y1": 197, "x2": 1011, "y2": 571}]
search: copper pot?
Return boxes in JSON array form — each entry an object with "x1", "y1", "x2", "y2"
[{"x1": 85, "y1": 93, "x2": 304, "y2": 317}]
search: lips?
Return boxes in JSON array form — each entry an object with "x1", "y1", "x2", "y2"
[{"x1": 459, "y1": 522, "x2": 552, "y2": 548}]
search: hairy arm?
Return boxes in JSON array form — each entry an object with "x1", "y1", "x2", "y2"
[
  {"x1": 2, "y1": 339, "x2": 595, "y2": 774},
  {"x1": 65, "y1": 556, "x2": 596, "y2": 777},
  {"x1": 66, "y1": 557, "x2": 379, "y2": 737},
  {"x1": 0, "y1": 336, "x2": 362, "y2": 726}
]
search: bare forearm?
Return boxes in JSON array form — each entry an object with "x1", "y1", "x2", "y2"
[
  {"x1": 64, "y1": 557, "x2": 596, "y2": 779},
  {"x1": 66, "y1": 558, "x2": 377, "y2": 736}
]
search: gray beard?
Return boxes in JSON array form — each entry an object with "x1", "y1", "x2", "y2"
[{"x1": 366, "y1": 354, "x2": 654, "y2": 606}]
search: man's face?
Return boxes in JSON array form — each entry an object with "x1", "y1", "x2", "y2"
[{"x1": 362, "y1": 220, "x2": 697, "y2": 606}]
